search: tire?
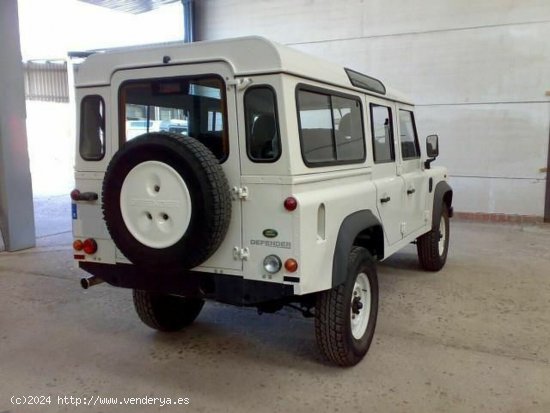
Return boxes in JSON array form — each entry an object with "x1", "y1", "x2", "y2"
[
  {"x1": 417, "y1": 205, "x2": 450, "y2": 271},
  {"x1": 102, "y1": 132, "x2": 231, "y2": 270},
  {"x1": 315, "y1": 247, "x2": 379, "y2": 367},
  {"x1": 133, "y1": 289, "x2": 204, "y2": 332}
]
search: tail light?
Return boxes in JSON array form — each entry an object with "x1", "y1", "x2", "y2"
[
  {"x1": 83, "y1": 238, "x2": 98, "y2": 255},
  {"x1": 70, "y1": 189, "x2": 81, "y2": 201},
  {"x1": 284, "y1": 197, "x2": 298, "y2": 211}
]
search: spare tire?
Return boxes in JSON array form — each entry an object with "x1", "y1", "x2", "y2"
[{"x1": 102, "y1": 132, "x2": 231, "y2": 269}]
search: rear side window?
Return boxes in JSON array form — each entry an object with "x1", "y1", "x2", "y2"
[
  {"x1": 80, "y1": 95, "x2": 105, "y2": 160},
  {"x1": 297, "y1": 87, "x2": 364, "y2": 166},
  {"x1": 244, "y1": 86, "x2": 281, "y2": 162},
  {"x1": 399, "y1": 109, "x2": 420, "y2": 159},
  {"x1": 370, "y1": 104, "x2": 394, "y2": 163}
]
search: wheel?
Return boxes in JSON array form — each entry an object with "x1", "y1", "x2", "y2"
[
  {"x1": 315, "y1": 247, "x2": 379, "y2": 367},
  {"x1": 102, "y1": 132, "x2": 231, "y2": 270},
  {"x1": 133, "y1": 289, "x2": 204, "y2": 332},
  {"x1": 417, "y1": 205, "x2": 450, "y2": 271}
]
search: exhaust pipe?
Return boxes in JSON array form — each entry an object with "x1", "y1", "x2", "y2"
[{"x1": 80, "y1": 276, "x2": 104, "y2": 289}]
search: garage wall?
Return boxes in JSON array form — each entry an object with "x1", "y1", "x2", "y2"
[{"x1": 196, "y1": 0, "x2": 550, "y2": 218}]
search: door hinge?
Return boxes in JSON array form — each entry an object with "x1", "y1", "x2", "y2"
[
  {"x1": 226, "y1": 77, "x2": 253, "y2": 90},
  {"x1": 400, "y1": 222, "x2": 407, "y2": 235},
  {"x1": 233, "y1": 247, "x2": 250, "y2": 261},
  {"x1": 232, "y1": 186, "x2": 249, "y2": 200}
]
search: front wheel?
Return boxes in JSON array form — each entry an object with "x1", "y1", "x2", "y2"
[
  {"x1": 417, "y1": 205, "x2": 450, "y2": 271},
  {"x1": 133, "y1": 290, "x2": 204, "y2": 332},
  {"x1": 315, "y1": 247, "x2": 379, "y2": 367}
]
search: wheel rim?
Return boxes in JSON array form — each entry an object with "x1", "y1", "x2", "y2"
[
  {"x1": 438, "y1": 215, "x2": 446, "y2": 256},
  {"x1": 350, "y1": 272, "x2": 372, "y2": 340},
  {"x1": 120, "y1": 161, "x2": 192, "y2": 249}
]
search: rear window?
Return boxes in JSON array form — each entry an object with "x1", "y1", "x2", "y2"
[
  {"x1": 297, "y1": 87, "x2": 365, "y2": 167},
  {"x1": 119, "y1": 76, "x2": 228, "y2": 161},
  {"x1": 79, "y1": 95, "x2": 105, "y2": 161}
]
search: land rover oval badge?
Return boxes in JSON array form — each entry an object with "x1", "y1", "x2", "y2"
[{"x1": 263, "y1": 229, "x2": 278, "y2": 238}]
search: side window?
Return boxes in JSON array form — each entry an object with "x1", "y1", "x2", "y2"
[
  {"x1": 332, "y1": 96, "x2": 364, "y2": 162},
  {"x1": 244, "y1": 86, "x2": 281, "y2": 162},
  {"x1": 80, "y1": 95, "x2": 105, "y2": 161},
  {"x1": 370, "y1": 104, "x2": 394, "y2": 163},
  {"x1": 297, "y1": 88, "x2": 365, "y2": 166},
  {"x1": 399, "y1": 109, "x2": 420, "y2": 159},
  {"x1": 297, "y1": 91, "x2": 334, "y2": 163}
]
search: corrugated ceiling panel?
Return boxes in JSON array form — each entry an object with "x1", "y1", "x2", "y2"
[
  {"x1": 24, "y1": 62, "x2": 69, "y2": 103},
  {"x1": 78, "y1": 0, "x2": 179, "y2": 14}
]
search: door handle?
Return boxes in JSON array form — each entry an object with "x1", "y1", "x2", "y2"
[
  {"x1": 407, "y1": 188, "x2": 416, "y2": 195},
  {"x1": 380, "y1": 196, "x2": 391, "y2": 203}
]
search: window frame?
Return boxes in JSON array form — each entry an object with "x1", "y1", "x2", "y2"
[
  {"x1": 369, "y1": 103, "x2": 396, "y2": 164},
  {"x1": 244, "y1": 84, "x2": 282, "y2": 163},
  {"x1": 295, "y1": 83, "x2": 366, "y2": 168},
  {"x1": 79, "y1": 94, "x2": 106, "y2": 161},
  {"x1": 398, "y1": 109, "x2": 421, "y2": 161},
  {"x1": 117, "y1": 74, "x2": 229, "y2": 163}
]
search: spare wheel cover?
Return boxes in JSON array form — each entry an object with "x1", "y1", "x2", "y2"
[{"x1": 120, "y1": 160, "x2": 192, "y2": 249}]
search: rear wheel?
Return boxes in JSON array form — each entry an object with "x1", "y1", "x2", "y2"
[
  {"x1": 315, "y1": 247, "x2": 379, "y2": 366},
  {"x1": 417, "y1": 205, "x2": 450, "y2": 271},
  {"x1": 133, "y1": 290, "x2": 204, "y2": 332}
]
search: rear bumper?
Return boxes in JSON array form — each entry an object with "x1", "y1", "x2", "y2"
[{"x1": 79, "y1": 262, "x2": 295, "y2": 306}]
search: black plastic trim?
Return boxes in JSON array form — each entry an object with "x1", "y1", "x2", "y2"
[
  {"x1": 295, "y1": 83, "x2": 366, "y2": 168},
  {"x1": 332, "y1": 210, "x2": 384, "y2": 287},
  {"x1": 79, "y1": 262, "x2": 295, "y2": 306},
  {"x1": 432, "y1": 181, "x2": 453, "y2": 227}
]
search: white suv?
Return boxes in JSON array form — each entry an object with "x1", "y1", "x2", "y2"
[{"x1": 71, "y1": 37, "x2": 453, "y2": 366}]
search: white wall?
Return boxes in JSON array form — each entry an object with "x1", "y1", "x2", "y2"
[{"x1": 196, "y1": 0, "x2": 550, "y2": 217}]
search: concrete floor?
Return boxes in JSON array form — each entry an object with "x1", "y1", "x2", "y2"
[{"x1": 1, "y1": 197, "x2": 549, "y2": 412}]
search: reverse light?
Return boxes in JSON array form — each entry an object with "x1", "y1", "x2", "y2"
[
  {"x1": 263, "y1": 255, "x2": 282, "y2": 274},
  {"x1": 284, "y1": 258, "x2": 298, "y2": 273},
  {"x1": 284, "y1": 197, "x2": 297, "y2": 211},
  {"x1": 73, "y1": 239, "x2": 84, "y2": 251},
  {"x1": 83, "y1": 238, "x2": 98, "y2": 255}
]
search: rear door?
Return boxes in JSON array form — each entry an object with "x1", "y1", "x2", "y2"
[
  {"x1": 111, "y1": 62, "x2": 243, "y2": 271},
  {"x1": 368, "y1": 98, "x2": 405, "y2": 245}
]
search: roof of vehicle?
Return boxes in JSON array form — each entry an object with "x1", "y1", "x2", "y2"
[{"x1": 73, "y1": 36, "x2": 412, "y2": 104}]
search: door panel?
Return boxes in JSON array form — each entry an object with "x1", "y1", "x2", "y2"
[
  {"x1": 374, "y1": 171, "x2": 405, "y2": 245},
  {"x1": 110, "y1": 63, "x2": 242, "y2": 271},
  {"x1": 401, "y1": 161, "x2": 428, "y2": 234},
  {"x1": 397, "y1": 107, "x2": 429, "y2": 236}
]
